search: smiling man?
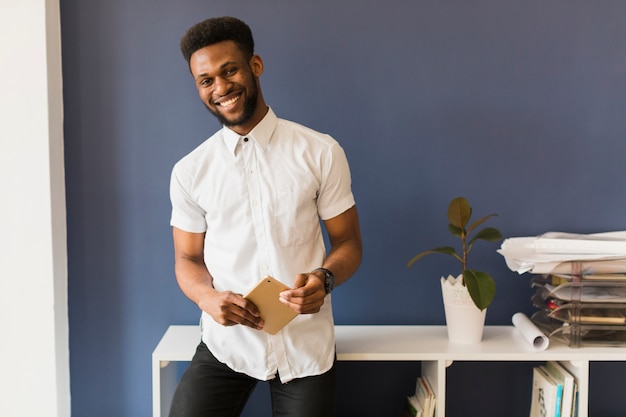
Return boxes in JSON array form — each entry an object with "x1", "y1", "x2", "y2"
[
  {"x1": 190, "y1": 39, "x2": 263, "y2": 132},
  {"x1": 168, "y1": 17, "x2": 362, "y2": 417}
]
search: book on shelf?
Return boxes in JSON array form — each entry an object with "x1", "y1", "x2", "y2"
[
  {"x1": 572, "y1": 388, "x2": 579, "y2": 417},
  {"x1": 529, "y1": 365, "x2": 563, "y2": 417},
  {"x1": 415, "y1": 376, "x2": 435, "y2": 417},
  {"x1": 544, "y1": 361, "x2": 576, "y2": 417},
  {"x1": 403, "y1": 395, "x2": 423, "y2": 417}
]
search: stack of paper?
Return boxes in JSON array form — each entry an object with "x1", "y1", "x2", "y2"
[
  {"x1": 498, "y1": 231, "x2": 626, "y2": 275},
  {"x1": 501, "y1": 230, "x2": 626, "y2": 347}
]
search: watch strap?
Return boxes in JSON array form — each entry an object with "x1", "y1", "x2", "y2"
[{"x1": 312, "y1": 267, "x2": 335, "y2": 294}]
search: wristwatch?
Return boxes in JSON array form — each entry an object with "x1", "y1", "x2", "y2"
[{"x1": 313, "y1": 267, "x2": 335, "y2": 294}]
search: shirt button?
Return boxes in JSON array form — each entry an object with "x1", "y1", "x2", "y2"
[{"x1": 243, "y1": 137, "x2": 249, "y2": 142}]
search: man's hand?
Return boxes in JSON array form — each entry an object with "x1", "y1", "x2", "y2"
[
  {"x1": 172, "y1": 227, "x2": 265, "y2": 330},
  {"x1": 279, "y1": 271, "x2": 327, "y2": 314},
  {"x1": 199, "y1": 290, "x2": 264, "y2": 330}
]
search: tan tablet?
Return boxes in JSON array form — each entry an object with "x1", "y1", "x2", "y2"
[{"x1": 244, "y1": 276, "x2": 299, "y2": 334}]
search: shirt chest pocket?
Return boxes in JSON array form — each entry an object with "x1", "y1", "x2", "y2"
[{"x1": 271, "y1": 188, "x2": 320, "y2": 247}]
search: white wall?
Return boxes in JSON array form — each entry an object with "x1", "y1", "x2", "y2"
[{"x1": 0, "y1": 1, "x2": 70, "y2": 416}]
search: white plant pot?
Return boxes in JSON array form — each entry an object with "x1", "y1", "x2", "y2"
[{"x1": 440, "y1": 274, "x2": 487, "y2": 344}]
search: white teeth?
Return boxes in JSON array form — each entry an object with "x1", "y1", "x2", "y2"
[{"x1": 220, "y1": 95, "x2": 240, "y2": 107}]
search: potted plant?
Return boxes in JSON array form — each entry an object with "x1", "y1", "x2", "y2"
[{"x1": 407, "y1": 196, "x2": 502, "y2": 343}]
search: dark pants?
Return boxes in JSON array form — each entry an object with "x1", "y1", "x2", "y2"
[{"x1": 169, "y1": 342, "x2": 336, "y2": 417}]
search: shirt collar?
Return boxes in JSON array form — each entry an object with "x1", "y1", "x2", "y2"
[{"x1": 222, "y1": 107, "x2": 278, "y2": 156}]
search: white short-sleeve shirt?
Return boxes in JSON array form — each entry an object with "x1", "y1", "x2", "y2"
[{"x1": 170, "y1": 108, "x2": 355, "y2": 382}]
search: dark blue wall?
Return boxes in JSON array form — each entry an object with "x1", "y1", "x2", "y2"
[{"x1": 61, "y1": 1, "x2": 626, "y2": 416}]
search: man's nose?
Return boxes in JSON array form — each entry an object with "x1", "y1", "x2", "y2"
[{"x1": 213, "y1": 77, "x2": 231, "y2": 95}]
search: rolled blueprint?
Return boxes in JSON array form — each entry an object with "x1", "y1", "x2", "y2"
[{"x1": 512, "y1": 312, "x2": 550, "y2": 351}]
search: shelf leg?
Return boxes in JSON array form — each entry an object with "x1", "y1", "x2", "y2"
[
  {"x1": 156, "y1": 360, "x2": 178, "y2": 417},
  {"x1": 423, "y1": 360, "x2": 446, "y2": 417}
]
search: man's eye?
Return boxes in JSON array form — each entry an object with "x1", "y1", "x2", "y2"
[
  {"x1": 200, "y1": 79, "x2": 213, "y2": 87},
  {"x1": 225, "y1": 68, "x2": 237, "y2": 76}
]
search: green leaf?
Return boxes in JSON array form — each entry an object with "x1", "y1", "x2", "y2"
[
  {"x1": 407, "y1": 246, "x2": 459, "y2": 268},
  {"x1": 466, "y1": 213, "x2": 498, "y2": 235},
  {"x1": 463, "y1": 270, "x2": 496, "y2": 310},
  {"x1": 447, "y1": 197, "x2": 471, "y2": 229},
  {"x1": 448, "y1": 223, "x2": 463, "y2": 237},
  {"x1": 467, "y1": 227, "x2": 503, "y2": 250}
]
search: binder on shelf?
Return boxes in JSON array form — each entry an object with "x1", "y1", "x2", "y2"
[
  {"x1": 529, "y1": 366, "x2": 562, "y2": 417},
  {"x1": 416, "y1": 376, "x2": 435, "y2": 417},
  {"x1": 403, "y1": 395, "x2": 423, "y2": 417},
  {"x1": 545, "y1": 361, "x2": 576, "y2": 417}
]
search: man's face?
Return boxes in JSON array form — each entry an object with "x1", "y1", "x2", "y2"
[{"x1": 189, "y1": 41, "x2": 264, "y2": 134}]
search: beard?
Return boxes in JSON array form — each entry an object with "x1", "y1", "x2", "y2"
[{"x1": 204, "y1": 83, "x2": 259, "y2": 129}]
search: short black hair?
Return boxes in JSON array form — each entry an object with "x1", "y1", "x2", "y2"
[{"x1": 180, "y1": 16, "x2": 255, "y2": 64}]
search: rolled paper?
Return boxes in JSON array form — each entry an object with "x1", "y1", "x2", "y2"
[{"x1": 512, "y1": 312, "x2": 550, "y2": 351}]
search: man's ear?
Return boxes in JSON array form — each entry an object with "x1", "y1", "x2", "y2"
[{"x1": 249, "y1": 55, "x2": 264, "y2": 77}]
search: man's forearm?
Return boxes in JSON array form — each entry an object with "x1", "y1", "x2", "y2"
[
  {"x1": 322, "y1": 238, "x2": 362, "y2": 287},
  {"x1": 175, "y1": 257, "x2": 216, "y2": 306}
]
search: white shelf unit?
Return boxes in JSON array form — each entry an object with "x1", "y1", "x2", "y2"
[{"x1": 152, "y1": 325, "x2": 626, "y2": 417}]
